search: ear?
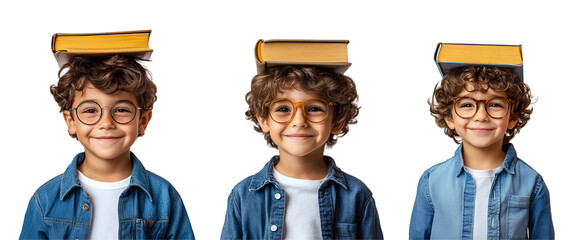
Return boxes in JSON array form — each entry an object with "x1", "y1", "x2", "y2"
[
  {"x1": 507, "y1": 115, "x2": 519, "y2": 130},
  {"x1": 63, "y1": 110, "x2": 77, "y2": 136},
  {"x1": 444, "y1": 115, "x2": 456, "y2": 130},
  {"x1": 331, "y1": 120, "x2": 346, "y2": 134},
  {"x1": 256, "y1": 115, "x2": 270, "y2": 133},
  {"x1": 138, "y1": 109, "x2": 153, "y2": 136}
]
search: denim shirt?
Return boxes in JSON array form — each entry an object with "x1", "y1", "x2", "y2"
[
  {"x1": 20, "y1": 152, "x2": 195, "y2": 239},
  {"x1": 409, "y1": 144, "x2": 554, "y2": 240},
  {"x1": 221, "y1": 155, "x2": 383, "y2": 240}
]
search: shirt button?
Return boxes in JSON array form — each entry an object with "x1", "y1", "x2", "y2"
[
  {"x1": 274, "y1": 193, "x2": 282, "y2": 200},
  {"x1": 270, "y1": 225, "x2": 278, "y2": 232},
  {"x1": 82, "y1": 204, "x2": 89, "y2": 211}
]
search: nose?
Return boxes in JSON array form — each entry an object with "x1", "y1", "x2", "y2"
[
  {"x1": 472, "y1": 102, "x2": 489, "y2": 121},
  {"x1": 97, "y1": 107, "x2": 116, "y2": 129},
  {"x1": 290, "y1": 106, "x2": 309, "y2": 127}
]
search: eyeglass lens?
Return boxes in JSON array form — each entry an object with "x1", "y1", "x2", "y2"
[
  {"x1": 454, "y1": 97, "x2": 509, "y2": 119},
  {"x1": 269, "y1": 99, "x2": 329, "y2": 123},
  {"x1": 75, "y1": 100, "x2": 138, "y2": 125}
]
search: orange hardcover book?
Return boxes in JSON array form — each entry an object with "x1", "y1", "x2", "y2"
[
  {"x1": 255, "y1": 39, "x2": 351, "y2": 74},
  {"x1": 52, "y1": 30, "x2": 153, "y2": 67},
  {"x1": 434, "y1": 42, "x2": 523, "y2": 81}
]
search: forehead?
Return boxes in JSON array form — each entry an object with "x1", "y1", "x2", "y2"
[
  {"x1": 275, "y1": 88, "x2": 322, "y2": 101},
  {"x1": 73, "y1": 83, "x2": 137, "y2": 106},
  {"x1": 456, "y1": 86, "x2": 508, "y2": 99}
]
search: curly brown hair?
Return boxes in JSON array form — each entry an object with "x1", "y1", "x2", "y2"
[
  {"x1": 245, "y1": 66, "x2": 360, "y2": 148},
  {"x1": 50, "y1": 54, "x2": 157, "y2": 137},
  {"x1": 429, "y1": 66, "x2": 532, "y2": 144}
]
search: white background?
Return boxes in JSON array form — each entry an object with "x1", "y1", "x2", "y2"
[{"x1": 1, "y1": 0, "x2": 574, "y2": 239}]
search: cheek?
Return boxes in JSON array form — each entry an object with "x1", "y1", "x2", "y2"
[
  {"x1": 316, "y1": 121, "x2": 333, "y2": 134},
  {"x1": 269, "y1": 123, "x2": 288, "y2": 135},
  {"x1": 451, "y1": 117, "x2": 472, "y2": 132},
  {"x1": 74, "y1": 124, "x2": 90, "y2": 134},
  {"x1": 126, "y1": 124, "x2": 141, "y2": 135}
]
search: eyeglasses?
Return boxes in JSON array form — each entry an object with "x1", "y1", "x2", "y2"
[
  {"x1": 70, "y1": 100, "x2": 145, "y2": 125},
  {"x1": 267, "y1": 98, "x2": 334, "y2": 124},
  {"x1": 452, "y1": 97, "x2": 511, "y2": 119}
]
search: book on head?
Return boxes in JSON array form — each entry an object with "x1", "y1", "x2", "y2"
[
  {"x1": 52, "y1": 30, "x2": 153, "y2": 68},
  {"x1": 255, "y1": 39, "x2": 351, "y2": 74},
  {"x1": 434, "y1": 43, "x2": 523, "y2": 81}
]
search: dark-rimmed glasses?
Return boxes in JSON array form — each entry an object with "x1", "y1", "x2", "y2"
[
  {"x1": 452, "y1": 97, "x2": 511, "y2": 119},
  {"x1": 267, "y1": 98, "x2": 334, "y2": 124},
  {"x1": 70, "y1": 100, "x2": 145, "y2": 125}
]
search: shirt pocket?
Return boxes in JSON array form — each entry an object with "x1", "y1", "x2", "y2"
[
  {"x1": 335, "y1": 223, "x2": 357, "y2": 240},
  {"x1": 135, "y1": 217, "x2": 167, "y2": 239},
  {"x1": 506, "y1": 195, "x2": 530, "y2": 239}
]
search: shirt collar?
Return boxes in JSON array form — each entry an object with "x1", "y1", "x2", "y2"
[
  {"x1": 454, "y1": 143, "x2": 518, "y2": 177},
  {"x1": 248, "y1": 155, "x2": 348, "y2": 191},
  {"x1": 59, "y1": 152, "x2": 153, "y2": 202}
]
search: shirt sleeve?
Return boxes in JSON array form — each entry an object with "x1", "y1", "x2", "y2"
[
  {"x1": 528, "y1": 175, "x2": 554, "y2": 239},
  {"x1": 221, "y1": 189, "x2": 242, "y2": 240},
  {"x1": 409, "y1": 170, "x2": 434, "y2": 240},
  {"x1": 166, "y1": 194, "x2": 195, "y2": 239},
  {"x1": 19, "y1": 194, "x2": 48, "y2": 239},
  {"x1": 358, "y1": 195, "x2": 384, "y2": 239}
]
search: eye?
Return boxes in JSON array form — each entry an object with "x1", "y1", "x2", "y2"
[
  {"x1": 489, "y1": 103, "x2": 504, "y2": 108},
  {"x1": 82, "y1": 108, "x2": 98, "y2": 114},
  {"x1": 460, "y1": 103, "x2": 474, "y2": 108},
  {"x1": 305, "y1": 100, "x2": 329, "y2": 113},
  {"x1": 114, "y1": 107, "x2": 133, "y2": 113},
  {"x1": 487, "y1": 98, "x2": 509, "y2": 108},
  {"x1": 307, "y1": 106, "x2": 326, "y2": 113},
  {"x1": 275, "y1": 106, "x2": 291, "y2": 113},
  {"x1": 78, "y1": 106, "x2": 100, "y2": 115},
  {"x1": 456, "y1": 100, "x2": 475, "y2": 109},
  {"x1": 112, "y1": 101, "x2": 137, "y2": 115}
]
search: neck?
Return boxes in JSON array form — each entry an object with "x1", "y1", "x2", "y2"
[
  {"x1": 79, "y1": 152, "x2": 132, "y2": 182},
  {"x1": 276, "y1": 150, "x2": 328, "y2": 180},
  {"x1": 461, "y1": 142, "x2": 506, "y2": 170}
]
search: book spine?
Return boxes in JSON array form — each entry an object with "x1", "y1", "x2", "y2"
[{"x1": 434, "y1": 43, "x2": 445, "y2": 77}]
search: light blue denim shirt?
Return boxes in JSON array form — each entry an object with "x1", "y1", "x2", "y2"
[
  {"x1": 221, "y1": 155, "x2": 383, "y2": 240},
  {"x1": 409, "y1": 143, "x2": 554, "y2": 240},
  {"x1": 20, "y1": 152, "x2": 194, "y2": 239}
]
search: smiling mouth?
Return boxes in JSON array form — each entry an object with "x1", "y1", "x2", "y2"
[
  {"x1": 93, "y1": 136, "x2": 121, "y2": 141},
  {"x1": 469, "y1": 128, "x2": 493, "y2": 133},
  {"x1": 285, "y1": 134, "x2": 314, "y2": 139}
]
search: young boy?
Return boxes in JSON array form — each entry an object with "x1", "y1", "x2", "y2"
[
  {"x1": 221, "y1": 66, "x2": 383, "y2": 239},
  {"x1": 409, "y1": 65, "x2": 554, "y2": 239},
  {"x1": 20, "y1": 55, "x2": 194, "y2": 239}
]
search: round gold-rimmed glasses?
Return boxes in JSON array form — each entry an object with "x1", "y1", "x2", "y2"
[
  {"x1": 267, "y1": 98, "x2": 334, "y2": 124},
  {"x1": 452, "y1": 97, "x2": 511, "y2": 119},
  {"x1": 69, "y1": 100, "x2": 146, "y2": 125}
]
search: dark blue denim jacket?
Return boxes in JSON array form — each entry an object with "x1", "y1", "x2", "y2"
[
  {"x1": 409, "y1": 144, "x2": 554, "y2": 240},
  {"x1": 20, "y1": 152, "x2": 194, "y2": 239},
  {"x1": 221, "y1": 156, "x2": 383, "y2": 240}
]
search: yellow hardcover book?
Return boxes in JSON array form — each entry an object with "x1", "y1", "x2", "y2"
[
  {"x1": 52, "y1": 30, "x2": 153, "y2": 68},
  {"x1": 435, "y1": 43, "x2": 523, "y2": 81},
  {"x1": 255, "y1": 39, "x2": 351, "y2": 74}
]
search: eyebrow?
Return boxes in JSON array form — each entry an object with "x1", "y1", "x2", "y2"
[
  {"x1": 82, "y1": 99, "x2": 136, "y2": 105},
  {"x1": 456, "y1": 93, "x2": 507, "y2": 99}
]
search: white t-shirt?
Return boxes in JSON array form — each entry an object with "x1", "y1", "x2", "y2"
[
  {"x1": 273, "y1": 168, "x2": 325, "y2": 240},
  {"x1": 78, "y1": 171, "x2": 131, "y2": 240},
  {"x1": 465, "y1": 167, "x2": 499, "y2": 240}
]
